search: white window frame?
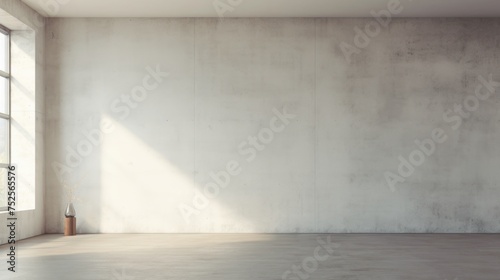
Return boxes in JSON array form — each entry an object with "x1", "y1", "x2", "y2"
[{"x1": 0, "y1": 24, "x2": 10, "y2": 212}]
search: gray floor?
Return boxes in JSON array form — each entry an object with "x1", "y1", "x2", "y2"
[{"x1": 0, "y1": 234, "x2": 499, "y2": 280}]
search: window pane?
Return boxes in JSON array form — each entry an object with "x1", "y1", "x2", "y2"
[
  {"x1": 0, "y1": 118, "x2": 8, "y2": 164},
  {"x1": 0, "y1": 77, "x2": 8, "y2": 114},
  {"x1": 0, "y1": 32, "x2": 8, "y2": 73},
  {"x1": 0, "y1": 168, "x2": 6, "y2": 208}
]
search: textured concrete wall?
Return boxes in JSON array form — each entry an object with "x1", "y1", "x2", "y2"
[
  {"x1": 45, "y1": 18, "x2": 500, "y2": 233},
  {"x1": 0, "y1": 0, "x2": 45, "y2": 245}
]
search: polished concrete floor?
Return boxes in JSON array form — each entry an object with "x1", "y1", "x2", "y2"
[{"x1": 0, "y1": 234, "x2": 499, "y2": 280}]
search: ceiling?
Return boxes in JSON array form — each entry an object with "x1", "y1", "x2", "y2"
[{"x1": 21, "y1": 0, "x2": 500, "y2": 18}]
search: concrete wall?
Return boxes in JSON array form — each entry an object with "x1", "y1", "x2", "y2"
[
  {"x1": 0, "y1": 0, "x2": 45, "y2": 245},
  {"x1": 45, "y1": 18, "x2": 500, "y2": 233}
]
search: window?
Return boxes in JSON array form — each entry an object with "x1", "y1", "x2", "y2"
[{"x1": 0, "y1": 25, "x2": 9, "y2": 212}]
